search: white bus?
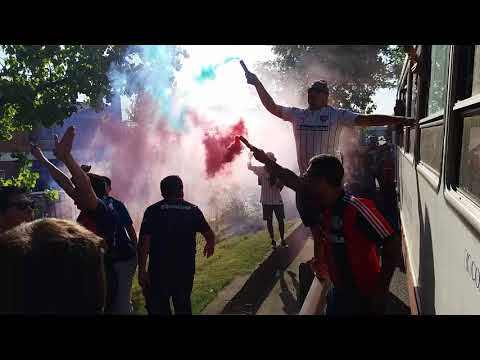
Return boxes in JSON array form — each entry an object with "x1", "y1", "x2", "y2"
[{"x1": 395, "y1": 45, "x2": 480, "y2": 314}]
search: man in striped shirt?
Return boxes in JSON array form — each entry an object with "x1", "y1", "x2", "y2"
[
  {"x1": 245, "y1": 74, "x2": 414, "y2": 175},
  {"x1": 247, "y1": 151, "x2": 286, "y2": 248},
  {"x1": 246, "y1": 145, "x2": 401, "y2": 314}
]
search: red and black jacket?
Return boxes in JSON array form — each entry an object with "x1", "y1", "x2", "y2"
[{"x1": 321, "y1": 192, "x2": 395, "y2": 297}]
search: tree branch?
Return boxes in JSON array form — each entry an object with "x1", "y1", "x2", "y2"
[{"x1": 36, "y1": 77, "x2": 70, "y2": 92}]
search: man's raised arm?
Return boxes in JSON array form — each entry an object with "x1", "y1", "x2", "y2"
[
  {"x1": 253, "y1": 151, "x2": 303, "y2": 192},
  {"x1": 238, "y1": 136, "x2": 302, "y2": 192},
  {"x1": 355, "y1": 114, "x2": 415, "y2": 127},
  {"x1": 238, "y1": 136, "x2": 303, "y2": 191},
  {"x1": 244, "y1": 71, "x2": 283, "y2": 119},
  {"x1": 53, "y1": 126, "x2": 98, "y2": 212},
  {"x1": 30, "y1": 144, "x2": 76, "y2": 198}
]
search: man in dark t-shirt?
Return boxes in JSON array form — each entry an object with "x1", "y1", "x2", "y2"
[
  {"x1": 102, "y1": 176, "x2": 138, "y2": 245},
  {"x1": 101, "y1": 176, "x2": 138, "y2": 314},
  {"x1": 138, "y1": 175, "x2": 215, "y2": 315}
]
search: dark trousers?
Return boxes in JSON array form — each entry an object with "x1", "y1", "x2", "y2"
[
  {"x1": 104, "y1": 261, "x2": 117, "y2": 314},
  {"x1": 326, "y1": 287, "x2": 371, "y2": 315},
  {"x1": 146, "y1": 274, "x2": 194, "y2": 315}
]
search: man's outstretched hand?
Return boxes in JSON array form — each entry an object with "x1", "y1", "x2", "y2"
[
  {"x1": 237, "y1": 136, "x2": 271, "y2": 164},
  {"x1": 252, "y1": 148, "x2": 272, "y2": 164},
  {"x1": 240, "y1": 60, "x2": 259, "y2": 86},
  {"x1": 245, "y1": 71, "x2": 259, "y2": 86},
  {"x1": 54, "y1": 126, "x2": 75, "y2": 162},
  {"x1": 30, "y1": 144, "x2": 47, "y2": 164}
]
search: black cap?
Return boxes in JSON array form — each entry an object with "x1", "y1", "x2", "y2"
[{"x1": 309, "y1": 80, "x2": 329, "y2": 94}]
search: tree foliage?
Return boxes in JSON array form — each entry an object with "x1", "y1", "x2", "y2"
[
  {"x1": 43, "y1": 188, "x2": 60, "y2": 202},
  {"x1": 0, "y1": 45, "x2": 132, "y2": 140},
  {"x1": 0, "y1": 153, "x2": 39, "y2": 189},
  {"x1": 255, "y1": 45, "x2": 405, "y2": 114}
]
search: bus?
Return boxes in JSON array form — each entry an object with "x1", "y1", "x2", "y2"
[{"x1": 394, "y1": 45, "x2": 480, "y2": 314}]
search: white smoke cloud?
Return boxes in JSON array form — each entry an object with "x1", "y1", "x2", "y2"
[{"x1": 56, "y1": 45, "x2": 394, "y2": 233}]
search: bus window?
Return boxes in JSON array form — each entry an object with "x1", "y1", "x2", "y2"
[
  {"x1": 420, "y1": 125, "x2": 444, "y2": 173},
  {"x1": 411, "y1": 73, "x2": 419, "y2": 119},
  {"x1": 418, "y1": 46, "x2": 449, "y2": 172},
  {"x1": 450, "y1": 46, "x2": 480, "y2": 205},
  {"x1": 409, "y1": 126, "x2": 416, "y2": 155},
  {"x1": 459, "y1": 112, "x2": 480, "y2": 204},
  {"x1": 472, "y1": 45, "x2": 480, "y2": 96},
  {"x1": 427, "y1": 45, "x2": 450, "y2": 116}
]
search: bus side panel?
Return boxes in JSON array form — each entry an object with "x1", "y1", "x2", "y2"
[
  {"x1": 436, "y1": 198, "x2": 480, "y2": 314},
  {"x1": 399, "y1": 153, "x2": 480, "y2": 314},
  {"x1": 397, "y1": 152, "x2": 421, "y2": 295}
]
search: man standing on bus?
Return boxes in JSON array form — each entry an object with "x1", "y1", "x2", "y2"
[{"x1": 244, "y1": 71, "x2": 414, "y2": 271}]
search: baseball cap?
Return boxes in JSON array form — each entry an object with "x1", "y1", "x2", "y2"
[{"x1": 308, "y1": 80, "x2": 329, "y2": 94}]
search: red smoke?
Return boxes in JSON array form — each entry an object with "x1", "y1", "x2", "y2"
[
  {"x1": 203, "y1": 119, "x2": 247, "y2": 178},
  {"x1": 67, "y1": 93, "x2": 248, "y2": 227}
]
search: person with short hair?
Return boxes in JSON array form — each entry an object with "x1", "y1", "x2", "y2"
[
  {"x1": 101, "y1": 175, "x2": 138, "y2": 314},
  {"x1": 0, "y1": 218, "x2": 105, "y2": 314},
  {"x1": 247, "y1": 151, "x2": 286, "y2": 248},
  {"x1": 246, "y1": 143, "x2": 401, "y2": 315},
  {"x1": 0, "y1": 186, "x2": 35, "y2": 233},
  {"x1": 138, "y1": 175, "x2": 215, "y2": 315}
]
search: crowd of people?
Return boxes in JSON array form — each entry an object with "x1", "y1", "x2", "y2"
[
  {"x1": 0, "y1": 66, "x2": 416, "y2": 315},
  {"x1": 0, "y1": 127, "x2": 215, "y2": 315}
]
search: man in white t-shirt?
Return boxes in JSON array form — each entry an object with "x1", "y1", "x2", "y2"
[
  {"x1": 245, "y1": 75, "x2": 414, "y2": 175},
  {"x1": 244, "y1": 70, "x2": 415, "y2": 266},
  {"x1": 247, "y1": 151, "x2": 286, "y2": 248}
]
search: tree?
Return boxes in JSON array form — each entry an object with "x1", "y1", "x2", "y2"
[
  {"x1": 0, "y1": 153, "x2": 39, "y2": 189},
  {"x1": 255, "y1": 45, "x2": 405, "y2": 114},
  {"x1": 0, "y1": 45, "x2": 133, "y2": 140}
]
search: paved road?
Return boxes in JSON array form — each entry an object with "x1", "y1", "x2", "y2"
[
  {"x1": 257, "y1": 236, "x2": 314, "y2": 315},
  {"x1": 205, "y1": 222, "x2": 411, "y2": 315},
  {"x1": 257, "y1": 236, "x2": 411, "y2": 315}
]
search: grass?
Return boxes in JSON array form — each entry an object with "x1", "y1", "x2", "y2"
[{"x1": 131, "y1": 219, "x2": 297, "y2": 315}]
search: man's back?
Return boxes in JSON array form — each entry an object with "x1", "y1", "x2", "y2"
[{"x1": 140, "y1": 199, "x2": 210, "y2": 277}]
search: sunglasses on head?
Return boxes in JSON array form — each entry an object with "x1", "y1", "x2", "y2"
[{"x1": 9, "y1": 200, "x2": 36, "y2": 211}]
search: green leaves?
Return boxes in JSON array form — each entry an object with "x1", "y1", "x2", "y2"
[
  {"x1": 0, "y1": 45, "x2": 130, "y2": 140},
  {"x1": 0, "y1": 153, "x2": 39, "y2": 190},
  {"x1": 43, "y1": 188, "x2": 60, "y2": 202}
]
